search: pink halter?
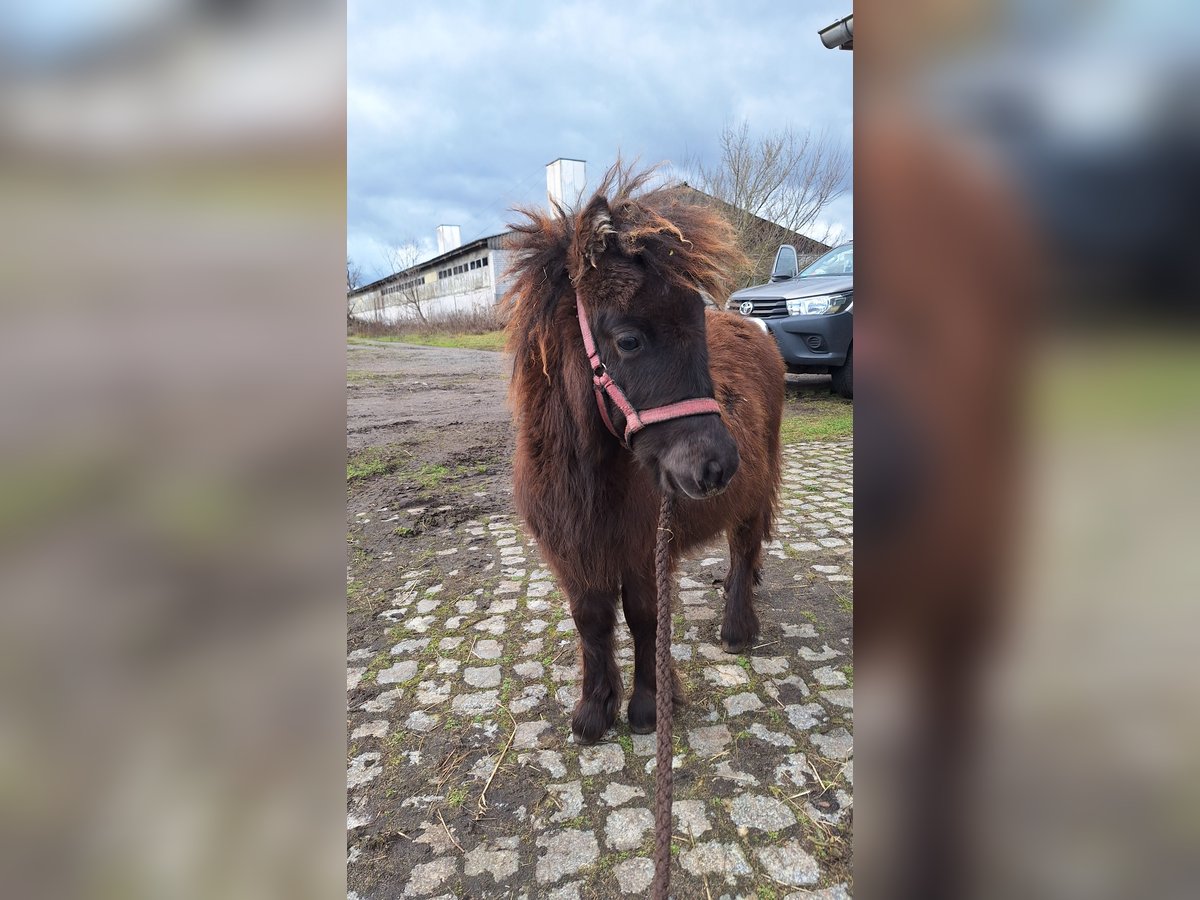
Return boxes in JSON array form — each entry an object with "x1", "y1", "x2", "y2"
[{"x1": 576, "y1": 294, "x2": 722, "y2": 446}]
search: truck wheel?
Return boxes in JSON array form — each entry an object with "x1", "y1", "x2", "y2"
[{"x1": 830, "y1": 346, "x2": 853, "y2": 399}]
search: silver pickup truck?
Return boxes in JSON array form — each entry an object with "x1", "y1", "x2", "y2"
[{"x1": 728, "y1": 242, "x2": 853, "y2": 398}]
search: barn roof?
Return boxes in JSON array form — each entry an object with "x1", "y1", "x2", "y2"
[
  {"x1": 349, "y1": 232, "x2": 509, "y2": 297},
  {"x1": 351, "y1": 184, "x2": 833, "y2": 297}
]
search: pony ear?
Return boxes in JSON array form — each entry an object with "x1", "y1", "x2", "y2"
[{"x1": 574, "y1": 195, "x2": 615, "y2": 274}]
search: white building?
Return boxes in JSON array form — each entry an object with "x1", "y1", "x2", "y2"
[
  {"x1": 349, "y1": 158, "x2": 587, "y2": 324},
  {"x1": 348, "y1": 231, "x2": 512, "y2": 324}
]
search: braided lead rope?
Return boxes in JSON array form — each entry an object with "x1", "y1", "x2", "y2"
[{"x1": 652, "y1": 492, "x2": 676, "y2": 900}]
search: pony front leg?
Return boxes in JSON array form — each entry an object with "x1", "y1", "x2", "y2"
[
  {"x1": 621, "y1": 561, "x2": 683, "y2": 734},
  {"x1": 721, "y1": 516, "x2": 765, "y2": 653},
  {"x1": 567, "y1": 586, "x2": 621, "y2": 744}
]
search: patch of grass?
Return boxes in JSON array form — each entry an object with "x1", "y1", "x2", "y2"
[
  {"x1": 349, "y1": 331, "x2": 507, "y2": 352},
  {"x1": 346, "y1": 579, "x2": 368, "y2": 614},
  {"x1": 346, "y1": 369, "x2": 387, "y2": 384},
  {"x1": 447, "y1": 785, "x2": 468, "y2": 808},
  {"x1": 1035, "y1": 337, "x2": 1200, "y2": 433},
  {"x1": 799, "y1": 609, "x2": 818, "y2": 624},
  {"x1": 362, "y1": 650, "x2": 392, "y2": 683},
  {"x1": 347, "y1": 446, "x2": 410, "y2": 482},
  {"x1": 416, "y1": 463, "x2": 450, "y2": 488},
  {"x1": 780, "y1": 407, "x2": 853, "y2": 444},
  {"x1": 758, "y1": 885, "x2": 779, "y2": 900},
  {"x1": 592, "y1": 848, "x2": 635, "y2": 875},
  {"x1": 382, "y1": 728, "x2": 412, "y2": 768},
  {"x1": 834, "y1": 592, "x2": 853, "y2": 614}
]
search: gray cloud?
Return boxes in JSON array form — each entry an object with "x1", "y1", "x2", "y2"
[{"x1": 349, "y1": 1, "x2": 852, "y2": 281}]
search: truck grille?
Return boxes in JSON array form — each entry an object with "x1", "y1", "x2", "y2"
[{"x1": 736, "y1": 297, "x2": 789, "y2": 319}]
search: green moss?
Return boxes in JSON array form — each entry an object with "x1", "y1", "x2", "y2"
[
  {"x1": 591, "y1": 848, "x2": 635, "y2": 875},
  {"x1": 362, "y1": 649, "x2": 392, "y2": 682}
]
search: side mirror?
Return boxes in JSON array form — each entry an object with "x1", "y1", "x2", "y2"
[{"x1": 771, "y1": 245, "x2": 799, "y2": 281}]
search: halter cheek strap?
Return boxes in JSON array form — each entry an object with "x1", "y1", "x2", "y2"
[{"x1": 576, "y1": 294, "x2": 722, "y2": 446}]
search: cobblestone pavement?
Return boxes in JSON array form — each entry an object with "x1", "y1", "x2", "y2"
[{"x1": 347, "y1": 427, "x2": 853, "y2": 899}]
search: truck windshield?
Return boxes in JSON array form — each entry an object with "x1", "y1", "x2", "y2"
[{"x1": 799, "y1": 244, "x2": 853, "y2": 277}]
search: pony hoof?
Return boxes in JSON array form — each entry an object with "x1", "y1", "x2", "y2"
[
  {"x1": 721, "y1": 636, "x2": 756, "y2": 654},
  {"x1": 572, "y1": 699, "x2": 616, "y2": 745},
  {"x1": 627, "y1": 690, "x2": 656, "y2": 734}
]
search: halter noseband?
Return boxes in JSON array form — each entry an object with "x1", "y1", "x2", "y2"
[{"x1": 576, "y1": 294, "x2": 722, "y2": 447}]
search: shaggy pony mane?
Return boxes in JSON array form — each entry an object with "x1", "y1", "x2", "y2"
[{"x1": 501, "y1": 162, "x2": 746, "y2": 375}]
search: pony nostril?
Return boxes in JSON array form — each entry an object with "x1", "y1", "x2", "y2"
[{"x1": 701, "y1": 458, "x2": 726, "y2": 492}]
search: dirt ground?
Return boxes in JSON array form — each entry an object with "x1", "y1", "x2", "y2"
[{"x1": 347, "y1": 339, "x2": 853, "y2": 900}]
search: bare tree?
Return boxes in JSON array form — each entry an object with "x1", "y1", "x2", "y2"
[
  {"x1": 381, "y1": 240, "x2": 430, "y2": 325},
  {"x1": 682, "y1": 121, "x2": 850, "y2": 287},
  {"x1": 346, "y1": 257, "x2": 364, "y2": 326}
]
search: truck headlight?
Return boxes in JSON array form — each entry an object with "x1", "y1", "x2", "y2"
[{"x1": 786, "y1": 292, "x2": 852, "y2": 316}]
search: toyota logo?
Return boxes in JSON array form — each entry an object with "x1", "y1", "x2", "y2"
[{"x1": 738, "y1": 301, "x2": 754, "y2": 316}]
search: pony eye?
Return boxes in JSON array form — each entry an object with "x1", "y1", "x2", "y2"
[{"x1": 616, "y1": 335, "x2": 641, "y2": 353}]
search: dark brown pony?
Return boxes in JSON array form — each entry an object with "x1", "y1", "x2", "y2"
[{"x1": 504, "y1": 165, "x2": 785, "y2": 744}]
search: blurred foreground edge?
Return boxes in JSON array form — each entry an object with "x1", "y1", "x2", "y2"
[{"x1": 855, "y1": 2, "x2": 1200, "y2": 899}]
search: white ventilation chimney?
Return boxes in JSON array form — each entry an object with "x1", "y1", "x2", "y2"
[
  {"x1": 436, "y1": 225, "x2": 461, "y2": 254},
  {"x1": 546, "y1": 158, "x2": 586, "y2": 209}
]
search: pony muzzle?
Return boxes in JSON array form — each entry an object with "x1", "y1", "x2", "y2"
[{"x1": 644, "y1": 415, "x2": 740, "y2": 500}]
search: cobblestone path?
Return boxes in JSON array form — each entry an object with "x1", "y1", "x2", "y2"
[{"x1": 347, "y1": 439, "x2": 852, "y2": 899}]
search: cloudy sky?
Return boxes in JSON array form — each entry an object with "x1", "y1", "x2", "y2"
[{"x1": 348, "y1": 1, "x2": 853, "y2": 283}]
